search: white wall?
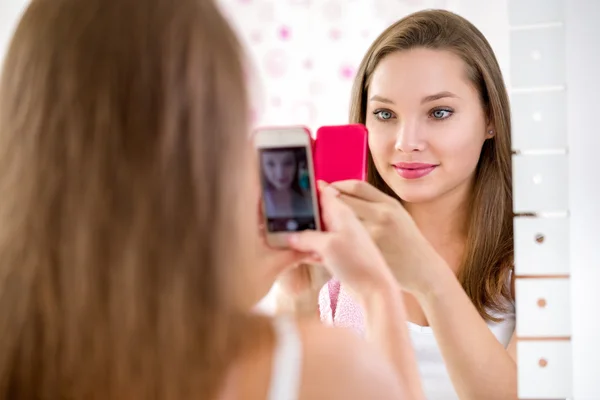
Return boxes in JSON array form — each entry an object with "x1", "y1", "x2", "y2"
[
  {"x1": 0, "y1": 1, "x2": 29, "y2": 64},
  {"x1": 218, "y1": 0, "x2": 509, "y2": 132},
  {"x1": 566, "y1": 1, "x2": 600, "y2": 398}
]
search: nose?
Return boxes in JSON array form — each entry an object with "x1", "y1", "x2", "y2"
[
  {"x1": 274, "y1": 165, "x2": 285, "y2": 179},
  {"x1": 394, "y1": 120, "x2": 426, "y2": 153}
]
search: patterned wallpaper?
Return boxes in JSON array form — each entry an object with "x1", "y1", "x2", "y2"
[
  {"x1": 218, "y1": 0, "x2": 453, "y2": 133},
  {"x1": 2, "y1": 0, "x2": 508, "y2": 134}
]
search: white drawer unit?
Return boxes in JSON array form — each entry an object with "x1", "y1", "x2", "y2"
[
  {"x1": 516, "y1": 278, "x2": 571, "y2": 338},
  {"x1": 517, "y1": 340, "x2": 573, "y2": 399},
  {"x1": 513, "y1": 217, "x2": 570, "y2": 276},
  {"x1": 512, "y1": 154, "x2": 569, "y2": 213},
  {"x1": 510, "y1": 26, "x2": 566, "y2": 88},
  {"x1": 509, "y1": 0, "x2": 572, "y2": 397},
  {"x1": 508, "y1": 0, "x2": 565, "y2": 26},
  {"x1": 510, "y1": 90, "x2": 567, "y2": 150}
]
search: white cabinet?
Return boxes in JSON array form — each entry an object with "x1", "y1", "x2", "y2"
[
  {"x1": 509, "y1": 1, "x2": 573, "y2": 397},
  {"x1": 510, "y1": 26, "x2": 566, "y2": 88},
  {"x1": 514, "y1": 217, "x2": 569, "y2": 275},
  {"x1": 517, "y1": 340, "x2": 573, "y2": 399},
  {"x1": 516, "y1": 278, "x2": 571, "y2": 337},
  {"x1": 512, "y1": 154, "x2": 569, "y2": 213},
  {"x1": 510, "y1": 90, "x2": 567, "y2": 150},
  {"x1": 508, "y1": 0, "x2": 565, "y2": 26}
]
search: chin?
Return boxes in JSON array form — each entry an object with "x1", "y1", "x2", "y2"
[
  {"x1": 396, "y1": 190, "x2": 441, "y2": 204},
  {"x1": 383, "y1": 176, "x2": 443, "y2": 204}
]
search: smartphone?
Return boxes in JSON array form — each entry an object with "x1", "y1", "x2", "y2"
[
  {"x1": 314, "y1": 124, "x2": 368, "y2": 183},
  {"x1": 254, "y1": 126, "x2": 322, "y2": 248}
]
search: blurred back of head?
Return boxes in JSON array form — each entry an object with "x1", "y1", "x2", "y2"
[{"x1": 0, "y1": 0, "x2": 253, "y2": 397}]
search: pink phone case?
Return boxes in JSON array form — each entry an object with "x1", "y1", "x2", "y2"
[{"x1": 314, "y1": 124, "x2": 368, "y2": 184}]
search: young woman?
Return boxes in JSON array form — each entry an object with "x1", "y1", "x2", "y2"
[
  {"x1": 0, "y1": 0, "x2": 424, "y2": 399},
  {"x1": 261, "y1": 149, "x2": 314, "y2": 219},
  {"x1": 318, "y1": 9, "x2": 517, "y2": 400}
]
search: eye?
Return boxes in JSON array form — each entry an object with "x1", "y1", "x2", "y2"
[
  {"x1": 373, "y1": 109, "x2": 395, "y2": 121},
  {"x1": 430, "y1": 108, "x2": 453, "y2": 120}
]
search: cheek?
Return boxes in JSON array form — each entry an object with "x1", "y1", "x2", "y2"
[
  {"x1": 436, "y1": 130, "x2": 485, "y2": 175},
  {"x1": 230, "y1": 152, "x2": 256, "y2": 249},
  {"x1": 244, "y1": 147, "x2": 260, "y2": 197},
  {"x1": 367, "y1": 129, "x2": 394, "y2": 167}
]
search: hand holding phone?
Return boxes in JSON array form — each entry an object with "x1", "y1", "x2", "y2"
[{"x1": 254, "y1": 126, "x2": 322, "y2": 248}]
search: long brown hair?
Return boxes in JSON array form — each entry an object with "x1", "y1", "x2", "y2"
[
  {"x1": 350, "y1": 10, "x2": 513, "y2": 321},
  {"x1": 0, "y1": 0, "x2": 257, "y2": 397}
]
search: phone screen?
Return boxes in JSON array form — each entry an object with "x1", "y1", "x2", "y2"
[{"x1": 259, "y1": 146, "x2": 317, "y2": 232}]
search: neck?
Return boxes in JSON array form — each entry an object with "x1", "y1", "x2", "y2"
[{"x1": 402, "y1": 183, "x2": 472, "y2": 272}]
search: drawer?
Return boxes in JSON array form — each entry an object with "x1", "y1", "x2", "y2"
[
  {"x1": 510, "y1": 26, "x2": 566, "y2": 88},
  {"x1": 512, "y1": 154, "x2": 568, "y2": 213},
  {"x1": 515, "y1": 278, "x2": 571, "y2": 337},
  {"x1": 510, "y1": 90, "x2": 567, "y2": 150},
  {"x1": 517, "y1": 340, "x2": 572, "y2": 399},
  {"x1": 508, "y1": 0, "x2": 565, "y2": 26},
  {"x1": 513, "y1": 217, "x2": 569, "y2": 275}
]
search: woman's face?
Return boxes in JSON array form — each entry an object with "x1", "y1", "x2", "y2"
[
  {"x1": 261, "y1": 151, "x2": 297, "y2": 190},
  {"x1": 366, "y1": 48, "x2": 491, "y2": 205}
]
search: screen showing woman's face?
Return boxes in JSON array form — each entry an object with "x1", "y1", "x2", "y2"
[{"x1": 261, "y1": 151, "x2": 297, "y2": 190}]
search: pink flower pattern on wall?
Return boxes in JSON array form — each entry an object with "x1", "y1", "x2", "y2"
[{"x1": 218, "y1": 0, "x2": 448, "y2": 131}]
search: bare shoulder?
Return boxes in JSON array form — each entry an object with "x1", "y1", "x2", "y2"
[
  {"x1": 229, "y1": 317, "x2": 406, "y2": 400},
  {"x1": 297, "y1": 319, "x2": 406, "y2": 400}
]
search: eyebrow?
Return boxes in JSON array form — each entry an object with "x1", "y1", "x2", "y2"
[
  {"x1": 369, "y1": 91, "x2": 459, "y2": 105},
  {"x1": 369, "y1": 95, "x2": 395, "y2": 104},
  {"x1": 421, "y1": 91, "x2": 459, "y2": 104}
]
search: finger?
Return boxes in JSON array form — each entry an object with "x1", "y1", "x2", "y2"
[
  {"x1": 256, "y1": 191, "x2": 266, "y2": 236},
  {"x1": 318, "y1": 185, "x2": 359, "y2": 230},
  {"x1": 338, "y1": 193, "x2": 378, "y2": 221},
  {"x1": 287, "y1": 230, "x2": 330, "y2": 254},
  {"x1": 273, "y1": 250, "x2": 309, "y2": 268},
  {"x1": 332, "y1": 180, "x2": 394, "y2": 204},
  {"x1": 257, "y1": 195, "x2": 265, "y2": 221}
]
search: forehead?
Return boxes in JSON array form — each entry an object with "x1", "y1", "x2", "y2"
[
  {"x1": 262, "y1": 151, "x2": 293, "y2": 161},
  {"x1": 368, "y1": 48, "x2": 477, "y2": 102}
]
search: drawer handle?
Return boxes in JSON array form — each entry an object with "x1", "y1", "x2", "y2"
[
  {"x1": 537, "y1": 298, "x2": 547, "y2": 308},
  {"x1": 534, "y1": 233, "x2": 545, "y2": 244},
  {"x1": 538, "y1": 358, "x2": 548, "y2": 368}
]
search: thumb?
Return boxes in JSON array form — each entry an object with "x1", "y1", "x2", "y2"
[
  {"x1": 287, "y1": 230, "x2": 328, "y2": 254},
  {"x1": 318, "y1": 183, "x2": 354, "y2": 230}
]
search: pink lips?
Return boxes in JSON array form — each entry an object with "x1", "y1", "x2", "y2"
[{"x1": 393, "y1": 162, "x2": 438, "y2": 180}]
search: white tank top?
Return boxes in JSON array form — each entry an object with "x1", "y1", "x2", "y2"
[
  {"x1": 406, "y1": 308, "x2": 514, "y2": 400},
  {"x1": 319, "y1": 282, "x2": 515, "y2": 400},
  {"x1": 267, "y1": 315, "x2": 303, "y2": 400}
]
